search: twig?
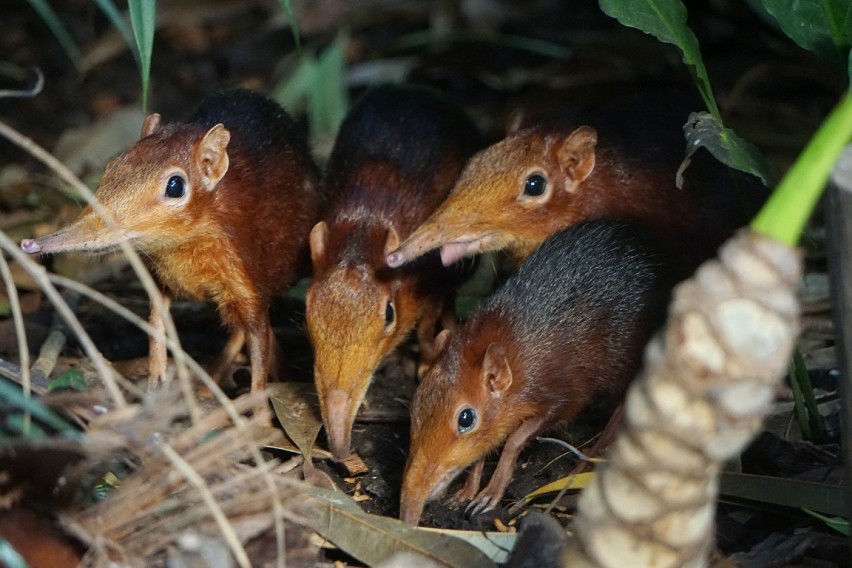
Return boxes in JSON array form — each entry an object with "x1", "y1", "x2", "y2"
[
  {"x1": 0, "y1": 250, "x2": 31, "y2": 432},
  {"x1": 0, "y1": 118, "x2": 197, "y2": 420},
  {"x1": 158, "y1": 442, "x2": 252, "y2": 568}
]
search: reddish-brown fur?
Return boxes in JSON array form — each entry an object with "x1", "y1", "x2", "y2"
[
  {"x1": 20, "y1": 90, "x2": 320, "y2": 392},
  {"x1": 399, "y1": 220, "x2": 669, "y2": 525},
  {"x1": 306, "y1": 85, "x2": 479, "y2": 459},
  {"x1": 386, "y1": 123, "x2": 703, "y2": 270}
]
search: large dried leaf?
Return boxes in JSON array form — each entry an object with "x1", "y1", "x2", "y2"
[
  {"x1": 268, "y1": 382, "x2": 323, "y2": 460},
  {"x1": 299, "y1": 486, "x2": 497, "y2": 567}
]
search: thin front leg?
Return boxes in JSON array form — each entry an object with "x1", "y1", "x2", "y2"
[
  {"x1": 247, "y1": 319, "x2": 272, "y2": 392},
  {"x1": 211, "y1": 328, "x2": 245, "y2": 384},
  {"x1": 467, "y1": 414, "x2": 548, "y2": 515},
  {"x1": 147, "y1": 289, "x2": 173, "y2": 389},
  {"x1": 449, "y1": 458, "x2": 485, "y2": 503}
]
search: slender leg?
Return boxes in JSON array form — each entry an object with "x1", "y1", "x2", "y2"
[
  {"x1": 147, "y1": 290, "x2": 172, "y2": 389},
  {"x1": 467, "y1": 414, "x2": 548, "y2": 515},
  {"x1": 449, "y1": 458, "x2": 485, "y2": 503},
  {"x1": 569, "y1": 403, "x2": 624, "y2": 475},
  {"x1": 268, "y1": 325, "x2": 284, "y2": 382},
  {"x1": 247, "y1": 319, "x2": 272, "y2": 392},
  {"x1": 211, "y1": 328, "x2": 245, "y2": 384}
]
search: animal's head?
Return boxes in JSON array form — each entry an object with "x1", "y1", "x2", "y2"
[
  {"x1": 21, "y1": 114, "x2": 232, "y2": 256},
  {"x1": 386, "y1": 125, "x2": 598, "y2": 268},
  {"x1": 399, "y1": 328, "x2": 520, "y2": 525},
  {"x1": 306, "y1": 221, "x2": 416, "y2": 459}
]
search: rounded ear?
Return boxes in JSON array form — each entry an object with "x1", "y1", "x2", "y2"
[
  {"x1": 506, "y1": 108, "x2": 528, "y2": 136},
  {"x1": 482, "y1": 342, "x2": 512, "y2": 395},
  {"x1": 384, "y1": 226, "x2": 400, "y2": 258},
  {"x1": 558, "y1": 126, "x2": 597, "y2": 189},
  {"x1": 309, "y1": 221, "x2": 329, "y2": 271},
  {"x1": 195, "y1": 124, "x2": 231, "y2": 191},
  {"x1": 433, "y1": 328, "x2": 452, "y2": 356},
  {"x1": 141, "y1": 113, "x2": 161, "y2": 138}
]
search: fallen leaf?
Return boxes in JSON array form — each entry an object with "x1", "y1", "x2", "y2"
[{"x1": 298, "y1": 486, "x2": 498, "y2": 567}]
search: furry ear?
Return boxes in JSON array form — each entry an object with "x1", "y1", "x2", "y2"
[
  {"x1": 384, "y1": 226, "x2": 400, "y2": 258},
  {"x1": 196, "y1": 124, "x2": 231, "y2": 191},
  {"x1": 433, "y1": 329, "x2": 452, "y2": 356},
  {"x1": 482, "y1": 342, "x2": 512, "y2": 395},
  {"x1": 141, "y1": 113, "x2": 161, "y2": 138},
  {"x1": 309, "y1": 221, "x2": 329, "y2": 271},
  {"x1": 506, "y1": 108, "x2": 528, "y2": 136},
  {"x1": 558, "y1": 126, "x2": 597, "y2": 190}
]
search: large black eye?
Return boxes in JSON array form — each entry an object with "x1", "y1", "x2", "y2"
[
  {"x1": 457, "y1": 407, "x2": 477, "y2": 433},
  {"x1": 165, "y1": 175, "x2": 186, "y2": 198},
  {"x1": 385, "y1": 301, "x2": 395, "y2": 326},
  {"x1": 523, "y1": 174, "x2": 547, "y2": 197}
]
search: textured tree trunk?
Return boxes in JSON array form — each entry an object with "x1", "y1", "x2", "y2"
[{"x1": 564, "y1": 230, "x2": 802, "y2": 568}]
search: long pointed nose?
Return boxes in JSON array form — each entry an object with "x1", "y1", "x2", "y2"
[{"x1": 323, "y1": 388, "x2": 357, "y2": 459}]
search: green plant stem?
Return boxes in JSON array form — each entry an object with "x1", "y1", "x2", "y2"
[{"x1": 751, "y1": 91, "x2": 852, "y2": 245}]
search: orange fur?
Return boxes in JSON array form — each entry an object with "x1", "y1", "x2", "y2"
[{"x1": 21, "y1": 90, "x2": 320, "y2": 391}]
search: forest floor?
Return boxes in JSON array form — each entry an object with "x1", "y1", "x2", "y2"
[{"x1": 0, "y1": 0, "x2": 848, "y2": 566}]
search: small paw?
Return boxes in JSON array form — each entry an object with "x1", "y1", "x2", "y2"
[
  {"x1": 447, "y1": 485, "x2": 476, "y2": 505},
  {"x1": 465, "y1": 489, "x2": 501, "y2": 516}
]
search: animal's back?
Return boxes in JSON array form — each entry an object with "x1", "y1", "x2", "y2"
[
  {"x1": 324, "y1": 84, "x2": 480, "y2": 226},
  {"x1": 481, "y1": 219, "x2": 670, "y2": 396}
]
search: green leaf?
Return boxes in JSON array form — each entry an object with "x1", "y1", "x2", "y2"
[
  {"x1": 680, "y1": 112, "x2": 772, "y2": 186},
  {"x1": 277, "y1": 0, "x2": 301, "y2": 50},
  {"x1": 752, "y1": 91, "x2": 852, "y2": 245},
  {"x1": 0, "y1": 379, "x2": 79, "y2": 438},
  {"x1": 128, "y1": 0, "x2": 157, "y2": 111},
  {"x1": 803, "y1": 508, "x2": 851, "y2": 536},
  {"x1": 720, "y1": 472, "x2": 846, "y2": 517},
  {"x1": 26, "y1": 0, "x2": 83, "y2": 70},
  {"x1": 311, "y1": 31, "x2": 349, "y2": 141},
  {"x1": 758, "y1": 0, "x2": 850, "y2": 63},
  {"x1": 598, "y1": 0, "x2": 720, "y2": 120},
  {"x1": 47, "y1": 368, "x2": 87, "y2": 392}
]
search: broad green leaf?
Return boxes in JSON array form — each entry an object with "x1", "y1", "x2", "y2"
[
  {"x1": 680, "y1": 112, "x2": 772, "y2": 187},
  {"x1": 312, "y1": 31, "x2": 349, "y2": 141},
  {"x1": 598, "y1": 0, "x2": 720, "y2": 119},
  {"x1": 47, "y1": 368, "x2": 87, "y2": 392},
  {"x1": 803, "y1": 508, "x2": 851, "y2": 536},
  {"x1": 26, "y1": 0, "x2": 83, "y2": 70},
  {"x1": 759, "y1": 0, "x2": 850, "y2": 63},
  {"x1": 0, "y1": 378, "x2": 80, "y2": 438},
  {"x1": 128, "y1": 0, "x2": 156, "y2": 111},
  {"x1": 752, "y1": 91, "x2": 852, "y2": 245},
  {"x1": 298, "y1": 486, "x2": 497, "y2": 567}
]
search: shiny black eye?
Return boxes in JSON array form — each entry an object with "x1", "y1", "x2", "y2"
[
  {"x1": 457, "y1": 407, "x2": 476, "y2": 433},
  {"x1": 385, "y1": 301, "x2": 395, "y2": 326},
  {"x1": 523, "y1": 174, "x2": 546, "y2": 197},
  {"x1": 165, "y1": 175, "x2": 186, "y2": 198}
]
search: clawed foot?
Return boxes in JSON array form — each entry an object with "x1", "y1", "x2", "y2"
[
  {"x1": 446, "y1": 485, "x2": 477, "y2": 506},
  {"x1": 464, "y1": 486, "x2": 503, "y2": 516}
]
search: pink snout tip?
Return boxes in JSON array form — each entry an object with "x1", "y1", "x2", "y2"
[
  {"x1": 386, "y1": 250, "x2": 404, "y2": 268},
  {"x1": 20, "y1": 239, "x2": 42, "y2": 254}
]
